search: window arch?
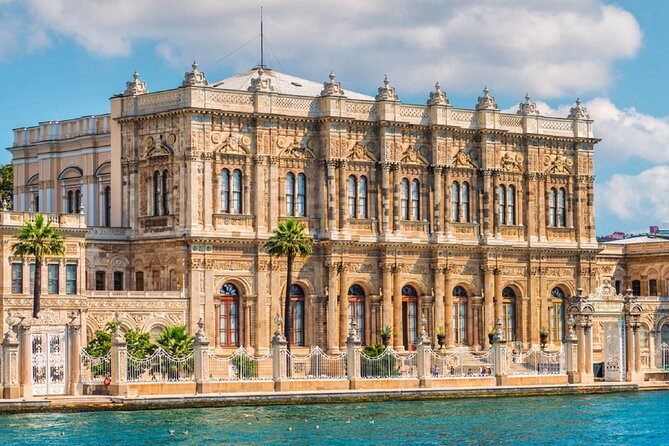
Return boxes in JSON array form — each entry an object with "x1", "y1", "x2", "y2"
[
  {"x1": 220, "y1": 283, "x2": 240, "y2": 347},
  {"x1": 358, "y1": 176, "x2": 368, "y2": 219},
  {"x1": 549, "y1": 287, "x2": 566, "y2": 343},
  {"x1": 451, "y1": 181, "x2": 460, "y2": 222},
  {"x1": 290, "y1": 284, "x2": 305, "y2": 346},
  {"x1": 462, "y1": 182, "x2": 470, "y2": 223},
  {"x1": 348, "y1": 175, "x2": 357, "y2": 218},
  {"x1": 104, "y1": 186, "x2": 111, "y2": 227},
  {"x1": 153, "y1": 171, "x2": 161, "y2": 216},
  {"x1": 285, "y1": 173, "x2": 295, "y2": 216},
  {"x1": 507, "y1": 185, "x2": 515, "y2": 225},
  {"x1": 557, "y1": 187, "x2": 566, "y2": 227},
  {"x1": 162, "y1": 170, "x2": 170, "y2": 215},
  {"x1": 502, "y1": 286, "x2": 516, "y2": 342},
  {"x1": 549, "y1": 188, "x2": 557, "y2": 227},
  {"x1": 400, "y1": 178, "x2": 409, "y2": 220},
  {"x1": 411, "y1": 179, "x2": 420, "y2": 220},
  {"x1": 402, "y1": 285, "x2": 418, "y2": 349},
  {"x1": 231, "y1": 169, "x2": 242, "y2": 214},
  {"x1": 498, "y1": 185, "x2": 506, "y2": 225},
  {"x1": 348, "y1": 284, "x2": 366, "y2": 338},
  {"x1": 452, "y1": 286, "x2": 468, "y2": 344}
]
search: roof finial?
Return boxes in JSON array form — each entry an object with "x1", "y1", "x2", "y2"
[
  {"x1": 192, "y1": 60, "x2": 199, "y2": 72},
  {"x1": 525, "y1": 92, "x2": 531, "y2": 102},
  {"x1": 329, "y1": 70, "x2": 335, "y2": 82},
  {"x1": 383, "y1": 74, "x2": 390, "y2": 87},
  {"x1": 133, "y1": 71, "x2": 140, "y2": 81},
  {"x1": 260, "y1": 6, "x2": 265, "y2": 69},
  {"x1": 483, "y1": 86, "x2": 489, "y2": 96}
]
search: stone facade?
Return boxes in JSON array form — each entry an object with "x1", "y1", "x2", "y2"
[{"x1": 6, "y1": 64, "x2": 666, "y2": 361}]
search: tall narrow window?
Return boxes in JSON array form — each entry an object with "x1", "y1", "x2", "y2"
[
  {"x1": 67, "y1": 190, "x2": 74, "y2": 214},
  {"x1": 632, "y1": 280, "x2": 641, "y2": 296},
  {"x1": 104, "y1": 186, "x2": 111, "y2": 227},
  {"x1": 348, "y1": 175, "x2": 357, "y2": 218},
  {"x1": 400, "y1": 179, "x2": 409, "y2": 220},
  {"x1": 231, "y1": 169, "x2": 242, "y2": 214},
  {"x1": 290, "y1": 284, "x2": 305, "y2": 346},
  {"x1": 498, "y1": 185, "x2": 506, "y2": 225},
  {"x1": 549, "y1": 287, "x2": 565, "y2": 343},
  {"x1": 502, "y1": 287, "x2": 516, "y2": 342},
  {"x1": 452, "y1": 285, "x2": 468, "y2": 344},
  {"x1": 411, "y1": 179, "x2": 420, "y2": 220},
  {"x1": 221, "y1": 169, "x2": 230, "y2": 213},
  {"x1": 48, "y1": 264, "x2": 59, "y2": 294},
  {"x1": 11, "y1": 263, "x2": 22, "y2": 294},
  {"x1": 296, "y1": 173, "x2": 306, "y2": 217},
  {"x1": 153, "y1": 171, "x2": 161, "y2": 216},
  {"x1": 162, "y1": 170, "x2": 169, "y2": 215},
  {"x1": 358, "y1": 176, "x2": 368, "y2": 219},
  {"x1": 66, "y1": 264, "x2": 77, "y2": 295},
  {"x1": 135, "y1": 272, "x2": 144, "y2": 291},
  {"x1": 402, "y1": 285, "x2": 418, "y2": 349},
  {"x1": 348, "y1": 284, "x2": 366, "y2": 339},
  {"x1": 462, "y1": 182, "x2": 470, "y2": 223},
  {"x1": 451, "y1": 182, "x2": 460, "y2": 222},
  {"x1": 285, "y1": 173, "x2": 295, "y2": 216},
  {"x1": 507, "y1": 185, "x2": 516, "y2": 225},
  {"x1": 34, "y1": 194, "x2": 39, "y2": 212},
  {"x1": 549, "y1": 188, "x2": 557, "y2": 227},
  {"x1": 650, "y1": 279, "x2": 658, "y2": 296},
  {"x1": 220, "y1": 283, "x2": 240, "y2": 347},
  {"x1": 113, "y1": 272, "x2": 124, "y2": 291},
  {"x1": 74, "y1": 189, "x2": 81, "y2": 213},
  {"x1": 95, "y1": 271, "x2": 105, "y2": 291},
  {"x1": 558, "y1": 187, "x2": 566, "y2": 227}
]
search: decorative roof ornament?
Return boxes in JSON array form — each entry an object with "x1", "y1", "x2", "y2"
[
  {"x1": 375, "y1": 74, "x2": 399, "y2": 101},
  {"x1": 248, "y1": 67, "x2": 275, "y2": 93},
  {"x1": 568, "y1": 97, "x2": 590, "y2": 119},
  {"x1": 182, "y1": 60, "x2": 208, "y2": 87},
  {"x1": 427, "y1": 81, "x2": 450, "y2": 106},
  {"x1": 476, "y1": 86, "x2": 498, "y2": 110},
  {"x1": 124, "y1": 71, "x2": 148, "y2": 96},
  {"x1": 517, "y1": 92, "x2": 539, "y2": 115},
  {"x1": 320, "y1": 71, "x2": 346, "y2": 97}
]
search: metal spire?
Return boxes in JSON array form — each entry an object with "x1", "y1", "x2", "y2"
[{"x1": 260, "y1": 7, "x2": 265, "y2": 69}]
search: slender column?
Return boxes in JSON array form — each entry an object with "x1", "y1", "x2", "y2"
[
  {"x1": 326, "y1": 262, "x2": 338, "y2": 353},
  {"x1": 587, "y1": 179, "x2": 596, "y2": 242},
  {"x1": 444, "y1": 268, "x2": 454, "y2": 347},
  {"x1": 492, "y1": 171, "x2": 500, "y2": 237},
  {"x1": 585, "y1": 325, "x2": 593, "y2": 377},
  {"x1": 472, "y1": 302, "x2": 481, "y2": 349},
  {"x1": 525, "y1": 174, "x2": 535, "y2": 240},
  {"x1": 243, "y1": 159, "x2": 251, "y2": 216},
  {"x1": 338, "y1": 161, "x2": 349, "y2": 232},
  {"x1": 482, "y1": 170, "x2": 492, "y2": 238},
  {"x1": 381, "y1": 163, "x2": 391, "y2": 236},
  {"x1": 626, "y1": 322, "x2": 634, "y2": 378},
  {"x1": 538, "y1": 174, "x2": 547, "y2": 240},
  {"x1": 203, "y1": 160, "x2": 213, "y2": 230},
  {"x1": 433, "y1": 265, "x2": 445, "y2": 345},
  {"x1": 432, "y1": 167, "x2": 443, "y2": 235},
  {"x1": 244, "y1": 301, "x2": 252, "y2": 349},
  {"x1": 267, "y1": 157, "x2": 278, "y2": 230},
  {"x1": 577, "y1": 325, "x2": 586, "y2": 374},
  {"x1": 19, "y1": 325, "x2": 32, "y2": 397},
  {"x1": 574, "y1": 178, "x2": 583, "y2": 241},
  {"x1": 326, "y1": 160, "x2": 337, "y2": 235},
  {"x1": 381, "y1": 264, "x2": 393, "y2": 328},
  {"x1": 634, "y1": 328, "x2": 642, "y2": 373},
  {"x1": 255, "y1": 260, "x2": 269, "y2": 354},
  {"x1": 444, "y1": 167, "x2": 452, "y2": 235},
  {"x1": 253, "y1": 156, "x2": 267, "y2": 234},
  {"x1": 483, "y1": 267, "x2": 494, "y2": 337},
  {"x1": 567, "y1": 176, "x2": 574, "y2": 229},
  {"x1": 339, "y1": 263, "x2": 349, "y2": 349},
  {"x1": 393, "y1": 266, "x2": 404, "y2": 351},
  {"x1": 392, "y1": 164, "x2": 401, "y2": 233},
  {"x1": 69, "y1": 324, "x2": 82, "y2": 396},
  {"x1": 494, "y1": 268, "x2": 503, "y2": 324}
]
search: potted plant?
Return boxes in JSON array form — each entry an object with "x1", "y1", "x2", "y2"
[
  {"x1": 380, "y1": 324, "x2": 392, "y2": 347},
  {"x1": 436, "y1": 326, "x2": 446, "y2": 350},
  {"x1": 488, "y1": 326, "x2": 497, "y2": 346},
  {"x1": 539, "y1": 326, "x2": 548, "y2": 350}
]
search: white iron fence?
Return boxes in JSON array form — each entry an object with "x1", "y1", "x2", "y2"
[
  {"x1": 430, "y1": 347, "x2": 494, "y2": 378},
  {"x1": 286, "y1": 347, "x2": 347, "y2": 380},
  {"x1": 209, "y1": 348, "x2": 273, "y2": 381},
  {"x1": 80, "y1": 350, "x2": 111, "y2": 384},
  {"x1": 360, "y1": 348, "x2": 417, "y2": 379},
  {"x1": 127, "y1": 348, "x2": 195, "y2": 383},
  {"x1": 503, "y1": 346, "x2": 564, "y2": 376},
  {"x1": 656, "y1": 343, "x2": 669, "y2": 371}
]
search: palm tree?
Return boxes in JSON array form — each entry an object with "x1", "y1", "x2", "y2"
[
  {"x1": 12, "y1": 214, "x2": 65, "y2": 318},
  {"x1": 156, "y1": 325, "x2": 194, "y2": 358},
  {"x1": 264, "y1": 218, "x2": 313, "y2": 352}
]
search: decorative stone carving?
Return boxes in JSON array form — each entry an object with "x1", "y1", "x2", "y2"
[
  {"x1": 452, "y1": 148, "x2": 476, "y2": 168},
  {"x1": 320, "y1": 71, "x2": 345, "y2": 97},
  {"x1": 500, "y1": 151, "x2": 523, "y2": 172},
  {"x1": 280, "y1": 141, "x2": 315, "y2": 159},
  {"x1": 544, "y1": 155, "x2": 573, "y2": 173},
  {"x1": 124, "y1": 71, "x2": 147, "y2": 96},
  {"x1": 400, "y1": 144, "x2": 428, "y2": 164},
  {"x1": 375, "y1": 74, "x2": 399, "y2": 101},
  {"x1": 475, "y1": 86, "x2": 498, "y2": 110},
  {"x1": 348, "y1": 141, "x2": 375, "y2": 161},
  {"x1": 568, "y1": 98, "x2": 590, "y2": 120},
  {"x1": 427, "y1": 82, "x2": 449, "y2": 106},
  {"x1": 182, "y1": 60, "x2": 208, "y2": 87},
  {"x1": 248, "y1": 68, "x2": 275, "y2": 93},
  {"x1": 517, "y1": 93, "x2": 539, "y2": 116}
]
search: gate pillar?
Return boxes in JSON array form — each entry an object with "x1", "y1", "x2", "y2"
[
  {"x1": 18, "y1": 324, "x2": 31, "y2": 397},
  {"x1": 2, "y1": 321, "x2": 20, "y2": 399},
  {"x1": 623, "y1": 289, "x2": 643, "y2": 382},
  {"x1": 567, "y1": 288, "x2": 594, "y2": 383},
  {"x1": 110, "y1": 325, "x2": 128, "y2": 397},
  {"x1": 68, "y1": 321, "x2": 82, "y2": 396}
]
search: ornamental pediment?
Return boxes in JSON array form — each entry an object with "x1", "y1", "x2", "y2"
[
  {"x1": 347, "y1": 141, "x2": 376, "y2": 162},
  {"x1": 452, "y1": 148, "x2": 477, "y2": 168},
  {"x1": 399, "y1": 144, "x2": 428, "y2": 164},
  {"x1": 277, "y1": 137, "x2": 316, "y2": 159},
  {"x1": 211, "y1": 132, "x2": 251, "y2": 155}
]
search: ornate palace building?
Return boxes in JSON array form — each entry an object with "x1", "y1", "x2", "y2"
[{"x1": 5, "y1": 62, "x2": 668, "y2": 364}]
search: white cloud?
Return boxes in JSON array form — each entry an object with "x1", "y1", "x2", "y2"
[{"x1": 0, "y1": 0, "x2": 642, "y2": 98}]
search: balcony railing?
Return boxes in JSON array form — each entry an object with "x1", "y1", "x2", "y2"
[{"x1": 0, "y1": 211, "x2": 86, "y2": 229}]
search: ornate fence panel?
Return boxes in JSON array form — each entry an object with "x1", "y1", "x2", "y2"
[
  {"x1": 360, "y1": 348, "x2": 417, "y2": 379},
  {"x1": 80, "y1": 350, "x2": 111, "y2": 384},
  {"x1": 656, "y1": 343, "x2": 669, "y2": 371},
  {"x1": 503, "y1": 346, "x2": 564, "y2": 376},
  {"x1": 286, "y1": 347, "x2": 347, "y2": 380},
  {"x1": 209, "y1": 348, "x2": 273, "y2": 381},
  {"x1": 430, "y1": 348, "x2": 494, "y2": 378},
  {"x1": 127, "y1": 348, "x2": 195, "y2": 383}
]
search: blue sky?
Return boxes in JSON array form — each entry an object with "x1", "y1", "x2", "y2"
[{"x1": 0, "y1": 0, "x2": 667, "y2": 235}]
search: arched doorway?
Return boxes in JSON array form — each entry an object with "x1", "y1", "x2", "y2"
[
  {"x1": 502, "y1": 287, "x2": 516, "y2": 342},
  {"x1": 549, "y1": 287, "x2": 566, "y2": 343},
  {"x1": 289, "y1": 284, "x2": 305, "y2": 346},
  {"x1": 348, "y1": 284, "x2": 365, "y2": 342},
  {"x1": 402, "y1": 285, "x2": 418, "y2": 350},
  {"x1": 452, "y1": 285, "x2": 468, "y2": 345},
  {"x1": 219, "y1": 283, "x2": 240, "y2": 347}
]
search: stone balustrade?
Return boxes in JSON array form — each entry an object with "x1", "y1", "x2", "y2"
[
  {"x1": 0, "y1": 211, "x2": 86, "y2": 229},
  {"x1": 13, "y1": 115, "x2": 110, "y2": 147}
]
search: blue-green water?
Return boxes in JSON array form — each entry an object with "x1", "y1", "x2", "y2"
[{"x1": 1, "y1": 391, "x2": 668, "y2": 445}]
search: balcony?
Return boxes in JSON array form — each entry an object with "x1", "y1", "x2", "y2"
[
  {"x1": 213, "y1": 213, "x2": 254, "y2": 231},
  {"x1": 0, "y1": 211, "x2": 86, "y2": 229},
  {"x1": 138, "y1": 214, "x2": 175, "y2": 232}
]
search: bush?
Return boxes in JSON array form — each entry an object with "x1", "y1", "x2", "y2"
[
  {"x1": 361, "y1": 344, "x2": 398, "y2": 378},
  {"x1": 232, "y1": 354, "x2": 257, "y2": 379}
]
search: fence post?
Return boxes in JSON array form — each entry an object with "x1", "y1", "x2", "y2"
[
  {"x1": 417, "y1": 330, "x2": 432, "y2": 388},
  {"x1": 2, "y1": 323, "x2": 20, "y2": 399},
  {"x1": 563, "y1": 318, "x2": 578, "y2": 384},
  {"x1": 194, "y1": 318, "x2": 211, "y2": 394},
  {"x1": 346, "y1": 322, "x2": 362, "y2": 389},
  {"x1": 492, "y1": 319, "x2": 507, "y2": 386},
  {"x1": 272, "y1": 331, "x2": 288, "y2": 391},
  {"x1": 18, "y1": 323, "x2": 31, "y2": 397},
  {"x1": 110, "y1": 325, "x2": 128, "y2": 397},
  {"x1": 68, "y1": 320, "x2": 82, "y2": 396}
]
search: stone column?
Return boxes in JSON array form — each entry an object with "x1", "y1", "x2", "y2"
[
  {"x1": 538, "y1": 174, "x2": 547, "y2": 241},
  {"x1": 19, "y1": 324, "x2": 31, "y2": 398},
  {"x1": 326, "y1": 262, "x2": 338, "y2": 353},
  {"x1": 584, "y1": 322, "x2": 594, "y2": 382},
  {"x1": 417, "y1": 331, "x2": 432, "y2": 388},
  {"x1": 2, "y1": 327, "x2": 20, "y2": 399},
  {"x1": 326, "y1": 160, "x2": 337, "y2": 236},
  {"x1": 194, "y1": 319, "x2": 211, "y2": 394},
  {"x1": 483, "y1": 267, "x2": 494, "y2": 340},
  {"x1": 444, "y1": 267, "x2": 454, "y2": 347},
  {"x1": 492, "y1": 171, "x2": 500, "y2": 237},
  {"x1": 444, "y1": 167, "x2": 452, "y2": 237},
  {"x1": 346, "y1": 326, "x2": 362, "y2": 389},
  {"x1": 272, "y1": 332, "x2": 288, "y2": 391},
  {"x1": 109, "y1": 328, "x2": 128, "y2": 397},
  {"x1": 338, "y1": 160, "x2": 349, "y2": 233},
  {"x1": 494, "y1": 268, "x2": 503, "y2": 326},
  {"x1": 243, "y1": 159, "x2": 252, "y2": 217},
  {"x1": 432, "y1": 166, "x2": 443, "y2": 236},
  {"x1": 68, "y1": 323, "x2": 82, "y2": 396},
  {"x1": 567, "y1": 176, "x2": 574, "y2": 229},
  {"x1": 482, "y1": 170, "x2": 492, "y2": 238},
  {"x1": 203, "y1": 159, "x2": 213, "y2": 230},
  {"x1": 563, "y1": 329, "x2": 578, "y2": 384},
  {"x1": 255, "y1": 259, "x2": 269, "y2": 354},
  {"x1": 244, "y1": 301, "x2": 252, "y2": 350},
  {"x1": 625, "y1": 321, "x2": 634, "y2": 381},
  {"x1": 380, "y1": 163, "x2": 391, "y2": 237},
  {"x1": 393, "y1": 265, "x2": 404, "y2": 351},
  {"x1": 433, "y1": 265, "x2": 445, "y2": 346},
  {"x1": 392, "y1": 164, "x2": 401, "y2": 233},
  {"x1": 381, "y1": 264, "x2": 393, "y2": 328},
  {"x1": 339, "y1": 263, "x2": 349, "y2": 349},
  {"x1": 492, "y1": 319, "x2": 507, "y2": 386},
  {"x1": 634, "y1": 326, "x2": 642, "y2": 374}
]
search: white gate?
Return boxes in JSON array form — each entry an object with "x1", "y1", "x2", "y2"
[
  {"x1": 31, "y1": 331, "x2": 67, "y2": 395},
  {"x1": 603, "y1": 319, "x2": 625, "y2": 382}
]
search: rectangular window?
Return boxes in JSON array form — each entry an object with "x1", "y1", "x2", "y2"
[
  {"x1": 95, "y1": 271, "x2": 106, "y2": 291},
  {"x1": 649, "y1": 279, "x2": 657, "y2": 296},
  {"x1": 29, "y1": 264, "x2": 35, "y2": 293},
  {"x1": 135, "y1": 272, "x2": 144, "y2": 291},
  {"x1": 48, "y1": 264, "x2": 59, "y2": 294},
  {"x1": 113, "y1": 271, "x2": 124, "y2": 291},
  {"x1": 11, "y1": 263, "x2": 22, "y2": 294},
  {"x1": 614, "y1": 280, "x2": 621, "y2": 295},
  {"x1": 632, "y1": 280, "x2": 641, "y2": 296},
  {"x1": 66, "y1": 264, "x2": 77, "y2": 294}
]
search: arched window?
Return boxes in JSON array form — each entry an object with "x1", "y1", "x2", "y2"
[
  {"x1": 402, "y1": 285, "x2": 418, "y2": 349},
  {"x1": 358, "y1": 176, "x2": 368, "y2": 219},
  {"x1": 104, "y1": 186, "x2": 111, "y2": 227},
  {"x1": 221, "y1": 169, "x2": 230, "y2": 213},
  {"x1": 462, "y1": 182, "x2": 470, "y2": 223},
  {"x1": 411, "y1": 179, "x2": 420, "y2": 220},
  {"x1": 452, "y1": 286, "x2": 468, "y2": 345},
  {"x1": 296, "y1": 173, "x2": 306, "y2": 217},
  {"x1": 348, "y1": 175, "x2": 357, "y2": 218},
  {"x1": 498, "y1": 185, "x2": 506, "y2": 225},
  {"x1": 507, "y1": 185, "x2": 515, "y2": 225},
  {"x1": 549, "y1": 188, "x2": 557, "y2": 227},
  {"x1": 135, "y1": 271, "x2": 144, "y2": 291},
  {"x1": 75, "y1": 189, "x2": 81, "y2": 213},
  {"x1": 231, "y1": 169, "x2": 242, "y2": 214},
  {"x1": 451, "y1": 181, "x2": 460, "y2": 222},
  {"x1": 153, "y1": 171, "x2": 161, "y2": 216},
  {"x1": 348, "y1": 284, "x2": 365, "y2": 338},
  {"x1": 400, "y1": 178, "x2": 409, "y2": 220},
  {"x1": 290, "y1": 284, "x2": 305, "y2": 346},
  {"x1": 162, "y1": 170, "x2": 169, "y2": 215},
  {"x1": 67, "y1": 190, "x2": 74, "y2": 214},
  {"x1": 34, "y1": 194, "x2": 39, "y2": 212},
  {"x1": 649, "y1": 279, "x2": 658, "y2": 296},
  {"x1": 661, "y1": 324, "x2": 669, "y2": 345},
  {"x1": 558, "y1": 187, "x2": 566, "y2": 227},
  {"x1": 220, "y1": 283, "x2": 240, "y2": 347},
  {"x1": 502, "y1": 287, "x2": 516, "y2": 342},
  {"x1": 549, "y1": 287, "x2": 566, "y2": 343},
  {"x1": 632, "y1": 280, "x2": 641, "y2": 296},
  {"x1": 285, "y1": 173, "x2": 295, "y2": 216}
]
